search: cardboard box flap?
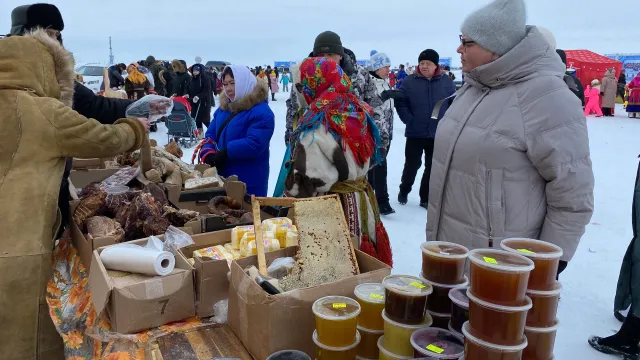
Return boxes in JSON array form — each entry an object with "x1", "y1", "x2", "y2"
[
  {"x1": 113, "y1": 269, "x2": 192, "y2": 301},
  {"x1": 89, "y1": 250, "x2": 114, "y2": 315}
]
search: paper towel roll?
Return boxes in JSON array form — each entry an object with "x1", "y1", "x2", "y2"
[{"x1": 100, "y1": 243, "x2": 175, "y2": 276}]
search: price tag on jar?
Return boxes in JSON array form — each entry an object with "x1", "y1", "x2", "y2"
[
  {"x1": 483, "y1": 256, "x2": 498, "y2": 264},
  {"x1": 426, "y1": 344, "x2": 444, "y2": 354},
  {"x1": 370, "y1": 293, "x2": 384, "y2": 300},
  {"x1": 409, "y1": 282, "x2": 426, "y2": 289},
  {"x1": 518, "y1": 248, "x2": 536, "y2": 255},
  {"x1": 332, "y1": 303, "x2": 346, "y2": 309}
]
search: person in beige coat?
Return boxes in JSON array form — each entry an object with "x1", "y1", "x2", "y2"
[
  {"x1": 426, "y1": 0, "x2": 594, "y2": 277},
  {"x1": 601, "y1": 68, "x2": 618, "y2": 116},
  {"x1": 0, "y1": 30, "x2": 146, "y2": 359}
]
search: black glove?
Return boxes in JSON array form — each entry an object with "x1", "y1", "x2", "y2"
[
  {"x1": 380, "y1": 90, "x2": 404, "y2": 102},
  {"x1": 204, "y1": 149, "x2": 228, "y2": 168}
]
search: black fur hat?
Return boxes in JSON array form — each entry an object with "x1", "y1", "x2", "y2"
[{"x1": 9, "y1": 4, "x2": 64, "y2": 36}]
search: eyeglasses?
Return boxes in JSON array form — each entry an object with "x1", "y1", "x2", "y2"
[{"x1": 459, "y1": 35, "x2": 475, "y2": 47}]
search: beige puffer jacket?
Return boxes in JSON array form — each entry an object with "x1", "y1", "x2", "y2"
[
  {"x1": 426, "y1": 26, "x2": 594, "y2": 262},
  {"x1": 601, "y1": 68, "x2": 618, "y2": 108}
]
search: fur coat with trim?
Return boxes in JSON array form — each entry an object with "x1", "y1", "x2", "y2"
[
  {"x1": 201, "y1": 76, "x2": 274, "y2": 196},
  {"x1": 0, "y1": 29, "x2": 146, "y2": 359}
]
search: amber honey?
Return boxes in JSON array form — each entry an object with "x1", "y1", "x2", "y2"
[
  {"x1": 523, "y1": 323, "x2": 558, "y2": 360},
  {"x1": 313, "y1": 330, "x2": 360, "y2": 360},
  {"x1": 355, "y1": 326, "x2": 383, "y2": 359},
  {"x1": 382, "y1": 310, "x2": 432, "y2": 356},
  {"x1": 421, "y1": 275, "x2": 468, "y2": 314},
  {"x1": 378, "y1": 336, "x2": 414, "y2": 360},
  {"x1": 462, "y1": 322, "x2": 528, "y2": 360},
  {"x1": 469, "y1": 249, "x2": 534, "y2": 306},
  {"x1": 421, "y1": 241, "x2": 469, "y2": 285},
  {"x1": 313, "y1": 296, "x2": 360, "y2": 348},
  {"x1": 354, "y1": 283, "x2": 385, "y2": 330},
  {"x1": 500, "y1": 238, "x2": 563, "y2": 291},
  {"x1": 527, "y1": 282, "x2": 562, "y2": 328},
  {"x1": 467, "y1": 290, "x2": 531, "y2": 346},
  {"x1": 383, "y1": 275, "x2": 432, "y2": 325}
]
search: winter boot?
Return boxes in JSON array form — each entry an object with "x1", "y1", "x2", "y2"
[
  {"x1": 398, "y1": 192, "x2": 408, "y2": 205},
  {"x1": 379, "y1": 202, "x2": 396, "y2": 216},
  {"x1": 589, "y1": 315, "x2": 640, "y2": 358},
  {"x1": 272, "y1": 93, "x2": 277, "y2": 101}
]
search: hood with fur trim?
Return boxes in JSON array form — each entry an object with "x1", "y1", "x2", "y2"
[
  {"x1": 219, "y1": 76, "x2": 269, "y2": 113},
  {"x1": 171, "y1": 59, "x2": 187, "y2": 73},
  {"x1": 0, "y1": 28, "x2": 75, "y2": 107}
]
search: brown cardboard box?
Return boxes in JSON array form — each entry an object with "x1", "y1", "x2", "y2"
[
  {"x1": 68, "y1": 169, "x2": 201, "y2": 273},
  {"x1": 227, "y1": 250, "x2": 391, "y2": 359},
  {"x1": 180, "y1": 216, "x2": 294, "y2": 318},
  {"x1": 89, "y1": 239, "x2": 196, "y2": 334},
  {"x1": 165, "y1": 171, "x2": 244, "y2": 213},
  {"x1": 71, "y1": 157, "x2": 117, "y2": 170}
]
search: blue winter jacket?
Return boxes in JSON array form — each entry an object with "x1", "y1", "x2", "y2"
[
  {"x1": 395, "y1": 70, "x2": 456, "y2": 138},
  {"x1": 200, "y1": 80, "x2": 274, "y2": 196},
  {"x1": 396, "y1": 70, "x2": 407, "y2": 88}
]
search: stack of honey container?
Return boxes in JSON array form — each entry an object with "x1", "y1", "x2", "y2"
[
  {"x1": 312, "y1": 296, "x2": 362, "y2": 359},
  {"x1": 419, "y1": 242, "x2": 470, "y2": 329},
  {"x1": 501, "y1": 238, "x2": 564, "y2": 360},
  {"x1": 377, "y1": 275, "x2": 433, "y2": 360},
  {"x1": 461, "y1": 249, "x2": 535, "y2": 359},
  {"x1": 353, "y1": 283, "x2": 386, "y2": 360}
]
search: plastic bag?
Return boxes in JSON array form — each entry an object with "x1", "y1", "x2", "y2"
[
  {"x1": 212, "y1": 300, "x2": 228, "y2": 324},
  {"x1": 164, "y1": 226, "x2": 195, "y2": 254},
  {"x1": 267, "y1": 257, "x2": 295, "y2": 280},
  {"x1": 125, "y1": 94, "x2": 173, "y2": 123}
]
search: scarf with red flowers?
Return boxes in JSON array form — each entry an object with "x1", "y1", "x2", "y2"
[{"x1": 292, "y1": 57, "x2": 381, "y2": 167}]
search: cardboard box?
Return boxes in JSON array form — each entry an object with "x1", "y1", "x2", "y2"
[
  {"x1": 68, "y1": 169, "x2": 201, "y2": 273},
  {"x1": 71, "y1": 157, "x2": 117, "y2": 170},
  {"x1": 180, "y1": 211, "x2": 294, "y2": 318},
  {"x1": 227, "y1": 250, "x2": 391, "y2": 359},
  {"x1": 89, "y1": 239, "x2": 196, "y2": 334}
]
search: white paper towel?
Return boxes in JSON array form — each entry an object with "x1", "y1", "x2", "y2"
[{"x1": 100, "y1": 238, "x2": 175, "y2": 276}]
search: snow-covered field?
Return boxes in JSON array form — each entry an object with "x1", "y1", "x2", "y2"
[{"x1": 151, "y1": 92, "x2": 639, "y2": 359}]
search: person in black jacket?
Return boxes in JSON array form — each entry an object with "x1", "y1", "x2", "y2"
[
  {"x1": 107, "y1": 63, "x2": 126, "y2": 89},
  {"x1": 556, "y1": 49, "x2": 585, "y2": 106},
  {"x1": 187, "y1": 63, "x2": 212, "y2": 136},
  {"x1": 171, "y1": 59, "x2": 191, "y2": 96},
  {"x1": 8, "y1": 4, "x2": 155, "y2": 240}
]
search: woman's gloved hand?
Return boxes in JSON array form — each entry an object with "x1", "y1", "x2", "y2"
[
  {"x1": 204, "y1": 149, "x2": 228, "y2": 168},
  {"x1": 380, "y1": 90, "x2": 404, "y2": 102},
  {"x1": 193, "y1": 96, "x2": 199, "y2": 103}
]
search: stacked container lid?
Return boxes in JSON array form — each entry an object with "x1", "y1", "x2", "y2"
[
  {"x1": 501, "y1": 238, "x2": 563, "y2": 360},
  {"x1": 462, "y1": 248, "x2": 534, "y2": 359},
  {"x1": 312, "y1": 295, "x2": 362, "y2": 360}
]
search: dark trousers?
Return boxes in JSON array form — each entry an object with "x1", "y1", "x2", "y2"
[
  {"x1": 368, "y1": 146, "x2": 390, "y2": 205},
  {"x1": 400, "y1": 138, "x2": 435, "y2": 202},
  {"x1": 192, "y1": 103, "x2": 211, "y2": 130},
  {"x1": 603, "y1": 107, "x2": 613, "y2": 116},
  {"x1": 556, "y1": 260, "x2": 568, "y2": 280}
]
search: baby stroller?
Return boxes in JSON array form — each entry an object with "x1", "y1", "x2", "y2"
[{"x1": 166, "y1": 97, "x2": 198, "y2": 147}]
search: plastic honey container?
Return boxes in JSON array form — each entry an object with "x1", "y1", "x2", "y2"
[
  {"x1": 356, "y1": 325, "x2": 383, "y2": 359},
  {"x1": 410, "y1": 327, "x2": 465, "y2": 359},
  {"x1": 467, "y1": 290, "x2": 532, "y2": 346},
  {"x1": 462, "y1": 322, "x2": 528, "y2": 360},
  {"x1": 313, "y1": 330, "x2": 360, "y2": 360},
  {"x1": 421, "y1": 241, "x2": 470, "y2": 285},
  {"x1": 354, "y1": 283, "x2": 385, "y2": 330},
  {"x1": 382, "y1": 275, "x2": 433, "y2": 325},
  {"x1": 427, "y1": 310, "x2": 451, "y2": 330},
  {"x1": 468, "y1": 249, "x2": 534, "y2": 306},
  {"x1": 526, "y1": 282, "x2": 562, "y2": 328},
  {"x1": 382, "y1": 310, "x2": 433, "y2": 356},
  {"x1": 448, "y1": 287, "x2": 470, "y2": 334},
  {"x1": 420, "y1": 274, "x2": 469, "y2": 314},
  {"x1": 523, "y1": 322, "x2": 559, "y2": 360},
  {"x1": 266, "y1": 350, "x2": 312, "y2": 360},
  {"x1": 313, "y1": 296, "x2": 361, "y2": 347},
  {"x1": 378, "y1": 336, "x2": 414, "y2": 360},
  {"x1": 501, "y1": 238, "x2": 563, "y2": 291}
]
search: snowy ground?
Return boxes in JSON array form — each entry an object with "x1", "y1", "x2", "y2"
[{"x1": 151, "y1": 93, "x2": 639, "y2": 359}]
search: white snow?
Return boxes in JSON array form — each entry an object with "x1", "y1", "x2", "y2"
[{"x1": 151, "y1": 93, "x2": 638, "y2": 359}]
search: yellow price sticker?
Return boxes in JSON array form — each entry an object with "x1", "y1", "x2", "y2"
[
  {"x1": 483, "y1": 256, "x2": 498, "y2": 265},
  {"x1": 517, "y1": 248, "x2": 536, "y2": 255},
  {"x1": 370, "y1": 293, "x2": 384, "y2": 300},
  {"x1": 332, "y1": 303, "x2": 346, "y2": 309},
  {"x1": 426, "y1": 344, "x2": 444, "y2": 354},
  {"x1": 410, "y1": 282, "x2": 426, "y2": 289}
]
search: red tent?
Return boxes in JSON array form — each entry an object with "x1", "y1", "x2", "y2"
[{"x1": 564, "y1": 50, "x2": 623, "y2": 88}]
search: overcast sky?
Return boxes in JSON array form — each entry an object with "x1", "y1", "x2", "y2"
[{"x1": 1, "y1": 0, "x2": 637, "y2": 68}]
